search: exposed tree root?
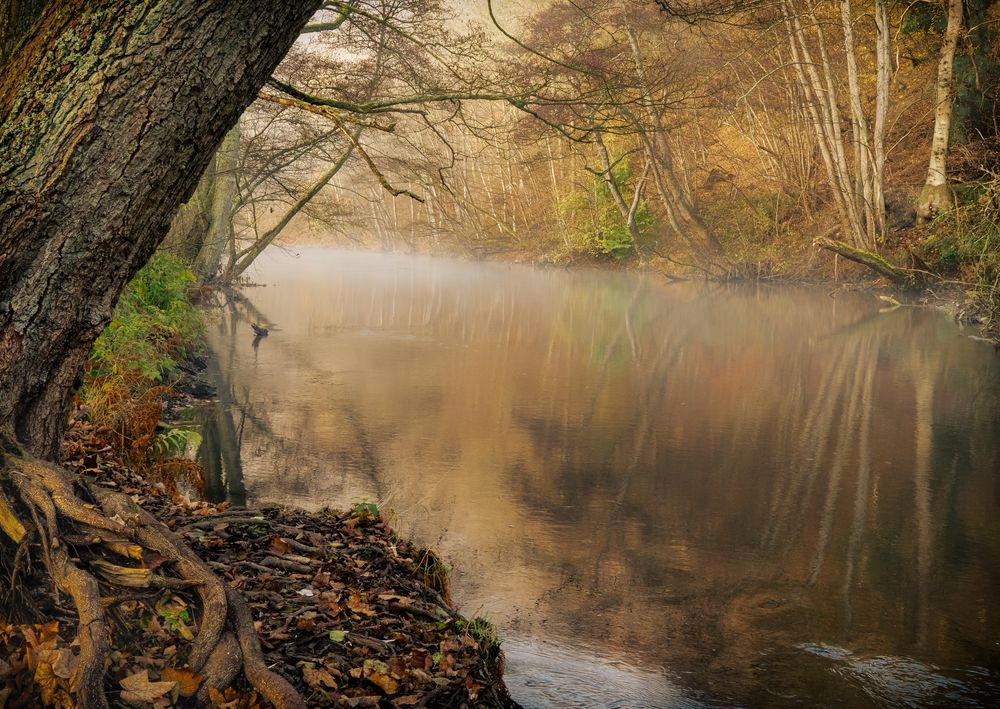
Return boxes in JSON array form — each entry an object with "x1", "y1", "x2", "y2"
[
  {"x1": 0, "y1": 444, "x2": 308, "y2": 707},
  {"x1": 49, "y1": 546, "x2": 110, "y2": 708},
  {"x1": 224, "y1": 584, "x2": 306, "y2": 709},
  {"x1": 196, "y1": 631, "x2": 242, "y2": 704}
]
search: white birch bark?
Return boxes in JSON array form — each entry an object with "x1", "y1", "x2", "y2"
[{"x1": 917, "y1": 0, "x2": 963, "y2": 221}]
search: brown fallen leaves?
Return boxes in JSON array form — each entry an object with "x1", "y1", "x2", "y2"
[
  {"x1": 1, "y1": 622, "x2": 78, "y2": 708},
  {"x1": 177, "y1": 502, "x2": 515, "y2": 707},
  {"x1": 0, "y1": 410, "x2": 517, "y2": 707},
  {"x1": 121, "y1": 670, "x2": 179, "y2": 707}
]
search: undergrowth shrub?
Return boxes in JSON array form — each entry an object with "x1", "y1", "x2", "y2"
[
  {"x1": 555, "y1": 158, "x2": 657, "y2": 259},
  {"x1": 88, "y1": 252, "x2": 203, "y2": 381},
  {"x1": 76, "y1": 253, "x2": 205, "y2": 494},
  {"x1": 923, "y1": 174, "x2": 1000, "y2": 330},
  {"x1": 699, "y1": 190, "x2": 814, "y2": 279}
]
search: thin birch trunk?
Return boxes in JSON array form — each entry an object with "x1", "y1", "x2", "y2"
[
  {"x1": 917, "y1": 0, "x2": 963, "y2": 221},
  {"x1": 783, "y1": 0, "x2": 864, "y2": 245},
  {"x1": 872, "y1": 0, "x2": 891, "y2": 237},
  {"x1": 839, "y1": 0, "x2": 876, "y2": 246}
]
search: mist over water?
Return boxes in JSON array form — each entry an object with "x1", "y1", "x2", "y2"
[{"x1": 200, "y1": 248, "x2": 1000, "y2": 707}]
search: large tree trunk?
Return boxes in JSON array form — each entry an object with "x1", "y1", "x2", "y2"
[
  {"x1": 916, "y1": 0, "x2": 963, "y2": 222},
  {"x1": 0, "y1": 0, "x2": 321, "y2": 458},
  {"x1": 0, "y1": 0, "x2": 47, "y2": 66},
  {"x1": 0, "y1": 1, "x2": 320, "y2": 706}
]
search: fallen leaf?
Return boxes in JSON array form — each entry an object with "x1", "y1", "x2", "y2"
[
  {"x1": 439, "y1": 653, "x2": 456, "y2": 673},
  {"x1": 32, "y1": 659, "x2": 65, "y2": 707},
  {"x1": 120, "y1": 670, "x2": 177, "y2": 706},
  {"x1": 50, "y1": 648, "x2": 77, "y2": 680},
  {"x1": 364, "y1": 659, "x2": 399, "y2": 695},
  {"x1": 208, "y1": 687, "x2": 239, "y2": 708},
  {"x1": 302, "y1": 666, "x2": 338, "y2": 690},
  {"x1": 465, "y1": 676, "x2": 481, "y2": 700},
  {"x1": 161, "y1": 667, "x2": 202, "y2": 697},
  {"x1": 328, "y1": 630, "x2": 347, "y2": 643},
  {"x1": 295, "y1": 613, "x2": 317, "y2": 630},
  {"x1": 347, "y1": 592, "x2": 376, "y2": 616}
]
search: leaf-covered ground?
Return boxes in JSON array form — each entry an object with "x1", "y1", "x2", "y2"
[{"x1": 1, "y1": 416, "x2": 517, "y2": 708}]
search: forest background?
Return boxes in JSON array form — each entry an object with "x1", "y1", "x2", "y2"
[
  {"x1": 1, "y1": 1, "x2": 997, "y2": 705},
  {"x1": 155, "y1": 0, "x2": 999, "y2": 332}
]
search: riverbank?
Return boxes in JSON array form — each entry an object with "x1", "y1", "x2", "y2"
[
  {"x1": 368, "y1": 238, "x2": 999, "y2": 344},
  {"x1": 294, "y1": 208, "x2": 998, "y2": 345},
  {"x1": 0, "y1": 409, "x2": 517, "y2": 707},
  {"x1": 0, "y1": 254, "x2": 518, "y2": 707}
]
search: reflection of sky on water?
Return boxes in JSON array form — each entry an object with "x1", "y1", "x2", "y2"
[{"x1": 203, "y1": 248, "x2": 1000, "y2": 707}]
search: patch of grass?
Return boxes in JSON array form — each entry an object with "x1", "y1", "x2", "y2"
[
  {"x1": 412, "y1": 547, "x2": 452, "y2": 605},
  {"x1": 456, "y1": 616, "x2": 504, "y2": 681}
]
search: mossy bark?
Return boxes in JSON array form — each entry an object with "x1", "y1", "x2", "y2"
[
  {"x1": 916, "y1": 182, "x2": 953, "y2": 224},
  {"x1": 0, "y1": 0, "x2": 49, "y2": 67},
  {"x1": 814, "y1": 237, "x2": 921, "y2": 288},
  {"x1": 0, "y1": 1, "x2": 320, "y2": 704},
  {"x1": 0, "y1": 0, "x2": 321, "y2": 458}
]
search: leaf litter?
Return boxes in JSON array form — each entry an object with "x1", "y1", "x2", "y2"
[{"x1": 0, "y1": 412, "x2": 518, "y2": 708}]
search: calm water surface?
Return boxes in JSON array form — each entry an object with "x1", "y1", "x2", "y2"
[{"x1": 199, "y1": 248, "x2": 1000, "y2": 707}]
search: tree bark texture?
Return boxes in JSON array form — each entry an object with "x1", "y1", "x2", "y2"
[
  {"x1": 0, "y1": 0, "x2": 322, "y2": 458},
  {"x1": 917, "y1": 0, "x2": 963, "y2": 221},
  {"x1": 0, "y1": 0, "x2": 49, "y2": 67}
]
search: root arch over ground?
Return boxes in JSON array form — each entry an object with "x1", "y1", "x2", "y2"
[{"x1": 0, "y1": 440, "x2": 306, "y2": 708}]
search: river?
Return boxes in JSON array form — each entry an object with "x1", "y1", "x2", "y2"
[{"x1": 195, "y1": 248, "x2": 1000, "y2": 707}]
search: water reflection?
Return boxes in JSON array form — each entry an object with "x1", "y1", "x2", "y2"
[{"x1": 201, "y1": 248, "x2": 1000, "y2": 707}]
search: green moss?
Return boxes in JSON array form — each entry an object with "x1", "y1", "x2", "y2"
[{"x1": 412, "y1": 547, "x2": 451, "y2": 600}]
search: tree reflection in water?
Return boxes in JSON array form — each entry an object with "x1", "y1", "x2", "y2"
[{"x1": 201, "y1": 249, "x2": 1000, "y2": 707}]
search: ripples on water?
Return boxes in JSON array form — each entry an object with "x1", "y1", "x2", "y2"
[
  {"x1": 799, "y1": 643, "x2": 999, "y2": 707},
  {"x1": 196, "y1": 248, "x2": 1000, "y2": 707},
  {"x1": 504, "y1": 640, "x2": 712, "y2": 708}
]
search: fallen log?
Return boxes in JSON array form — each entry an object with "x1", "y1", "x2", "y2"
[{"x1": 814, "y1": 237, "x2": 924, "y2": 288}]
